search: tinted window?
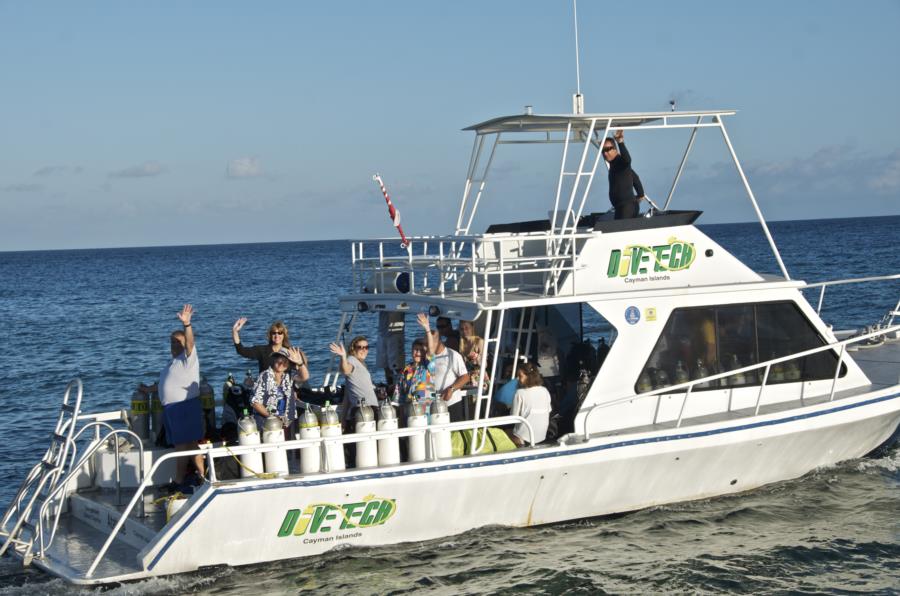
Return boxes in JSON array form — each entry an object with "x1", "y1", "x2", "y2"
[{"x1": 636, "y1": 301, "x2": 844, "y2": 393}]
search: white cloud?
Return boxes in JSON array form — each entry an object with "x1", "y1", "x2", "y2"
[
  {"x1": 109, "y1": 161, "x2": 165, "y2": 178},
  {"x1": 868, "y1": 150, "x2": 900, "y2": 193},
  {"x1": 226, "y1": 156, "x2": 263, "y2": 179},
  {"x1": 33, "y1": 165, "x2": 83, "y2": 177}
]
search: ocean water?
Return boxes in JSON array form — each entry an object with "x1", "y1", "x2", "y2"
[{"x1": 0, "y1": 216, "x2": 898, "y2": 594}]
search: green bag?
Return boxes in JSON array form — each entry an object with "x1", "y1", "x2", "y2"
[{"x1": 451, "y1": 427, "x2": 517, "y2": 457}]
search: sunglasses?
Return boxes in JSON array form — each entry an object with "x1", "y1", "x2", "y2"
[
  {"x1": 355, "y1": 344, "x2": 370, "y2": 350},
  {"x1": 270, "y1": 331, "x2": 284, "y2": 336},
  {"x1": 602, "y1": 146, "x2": 615, "y2": 153},
  {"x1": 273, "y1": 357, "x2": 289, "y2": 366}
]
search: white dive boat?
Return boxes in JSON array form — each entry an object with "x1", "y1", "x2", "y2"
[{"x1": 2, "y1": 109, "x2": 900, "y2": 585}]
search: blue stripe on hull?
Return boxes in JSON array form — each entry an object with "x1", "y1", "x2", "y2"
[{"x1": 147, "y1": 391, "x2": 900, "y2": 570}]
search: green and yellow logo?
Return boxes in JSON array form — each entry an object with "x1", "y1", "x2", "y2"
[
  {"x1": 277, "y1": 494, "x2": 397, "y2": 538},
  {"x1": 607, "y1": 237, "x2": 696, "y2": 278}
]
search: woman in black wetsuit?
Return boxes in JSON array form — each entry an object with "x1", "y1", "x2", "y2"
[
  {"x1": 232, "y1": 317, "x2": 310, "y2": 382},
  {"x1": 603, "y1": 130, "x2": 646, "y2": 219}
]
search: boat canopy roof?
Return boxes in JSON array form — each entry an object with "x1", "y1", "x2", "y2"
[{"x1": 463, "y1": 110, "x2": 736, "y2": 134}]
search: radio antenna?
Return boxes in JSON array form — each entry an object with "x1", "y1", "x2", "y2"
[{"x1": 572, "y1": 0, "x2": 584, "y2": 114}]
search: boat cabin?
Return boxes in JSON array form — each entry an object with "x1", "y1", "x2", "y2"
[{"x1": 337, "y1": 109, "x2": 866, "y2": 441}]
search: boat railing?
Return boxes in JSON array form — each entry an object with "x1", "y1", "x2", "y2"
[
  {"x1": 351, "y1": 231, "x2": 596, "y2": 302},
  {"x1": 581, "y1": 323, "x2": 900, "y2": 438},
  {"x1": 33, "y1": 427, "x2": 144, "y2": 560},
  {"x1": 84, "y1": 413, "x2": 535, "y2": 579},
  {"x1": 803, "y1": 273, "x2": 900, "y2": 315}
]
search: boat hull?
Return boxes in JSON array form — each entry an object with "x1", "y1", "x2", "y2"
[{"x1": 133, "y1": 389, "x2": 900, "y2": 580}]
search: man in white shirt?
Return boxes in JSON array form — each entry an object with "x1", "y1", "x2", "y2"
[
  {"x1": 139, "y1": 304, "x2": 205, "y2": 483},
  {"x1": 419, "y1": 313, "x2": 470, "y2": 422}
]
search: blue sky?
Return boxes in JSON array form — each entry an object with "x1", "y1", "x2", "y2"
[{"x1": 1, "y1": 0, "x2": 898, "y2": 251}]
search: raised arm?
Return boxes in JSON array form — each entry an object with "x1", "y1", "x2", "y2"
[
  {"x1": 232, "y1": 317, "x2": 256, "y2": 358},
  {"x1": 287, "y1": 346, "x2": 310, "y2": 383},
  {"x1": 177, "y1": 304, "x2": 195, "y2": 356},
  {"x1": 417, "y1": 313, "x2": 437, "y2": 355},
  {"x1": 329, "y1": 342, "x2": 354, "y2": 375}
]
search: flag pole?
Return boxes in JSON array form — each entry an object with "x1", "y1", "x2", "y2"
[{"x1": 372, "y1": 173, "x2": 409, "y2": 248}]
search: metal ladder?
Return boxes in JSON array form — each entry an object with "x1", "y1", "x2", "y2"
[
  {"x1": 468, "y1": 307, "x2": 543, "y2": 452},
  {"x1": 0, "y1": 379, "x2": 82, "y2": 564},
  {"x1": 544, "y1": 123, "x2": 607, "y2": 296}
]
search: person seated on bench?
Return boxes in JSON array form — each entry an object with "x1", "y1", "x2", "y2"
[{"x1": 506, "y1": 361, "x2": 552, "y2": 447}]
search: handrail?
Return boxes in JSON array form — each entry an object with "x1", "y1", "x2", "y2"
[
  {"x1": 581, "y1": 323, "x2": 900, "y2": 437},
  {"x1": 85, "y1": 413, "x2": 534, "y2": 577},
  {"x1": 799, "y1": 272, "x2": 900, "y2": 315},
  {"x1": 352, "y1": 232, "x2": 591, "y2": 300},
  {"x1": 36, "y1": 428, "x2": 144, "y2": 558}
]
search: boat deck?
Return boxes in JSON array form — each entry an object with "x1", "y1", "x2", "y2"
[{"x1": 849, "y1": 339, "x2": 900, "y2": 387}]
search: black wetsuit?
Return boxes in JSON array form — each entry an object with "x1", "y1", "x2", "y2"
[{"x1": 607, "y1": 141, "x2": 644, "y2": 219}]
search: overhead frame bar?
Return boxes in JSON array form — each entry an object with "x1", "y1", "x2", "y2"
[{"x1": 454, "y1": 109, "x2": 791, "y2": 280}]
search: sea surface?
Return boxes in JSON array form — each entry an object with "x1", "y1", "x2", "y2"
[{"x1": 0, "y1": 216, "x2": 899, "y2": 594}]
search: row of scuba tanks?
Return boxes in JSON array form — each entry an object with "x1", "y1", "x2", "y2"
[
  {"x1": 235, "y1": 398, "x2": 454, "y2": 477},
  {"x1": 129, "y1": 376, "x2": 220, "y2": 445},
  {"x1": 128, "y1": 370, "x2": 455, "y2": 477}
]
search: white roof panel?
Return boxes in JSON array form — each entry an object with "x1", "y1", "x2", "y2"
[{"x1": 463, "y1": 110, "x2": 736, "y2": 134}]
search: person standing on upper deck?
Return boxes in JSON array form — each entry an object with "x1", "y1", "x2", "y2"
[{"x1": 603, "y1": 130, "x2": 646, "y2": 219}]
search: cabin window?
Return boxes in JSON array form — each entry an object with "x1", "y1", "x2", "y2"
[{"x1": 636, "y1": 301, "x2": 846, "y2": 393}]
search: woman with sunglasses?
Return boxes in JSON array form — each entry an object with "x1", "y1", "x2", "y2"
[
  {"x1": 329, "y1": 336, "x2": 378, "y2": 426},
  {"x1": 232, "y1": 317, "x2": 310, "y2": 382},
  {"x1": 250, "y1": 347, "x2": 307, "y2": 433},
  {"x1": 602, "y1": 129, "x2": 646, "y2": 220}
]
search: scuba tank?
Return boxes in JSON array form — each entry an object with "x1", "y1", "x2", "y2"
[
  {"x1": 784, "y1": 358, "x2": 802, "y2": 381},
  {"x1": 405, "y1": 399, "x2": 427, "y2": 463},
  {"x1": 376, "y1": 401, "x2": 400, "y2": 466},
  {"x1": 149, "y1": 390, "x2": 164, "y2": 445},
  {"x1": 298, "y1": 408, "x2": 321, "y2": 474},
  {"x1": 199, "y1": 376, "x2": 216, "y2": 437},
  {"x1": 262, "y1": 414, "x2": 288, "y2": 476},
  {"x1": 674, "y1": 360, "x2": 690, "y2": 385},
  {"x1": 653, "y1": 368, "x2": 670, "y2": 389},
  {"x1": 129, "y1": 389, "x2": 150, "y2": 441},
  {"x1": 354, "y1": 406, "x2": 378, "y2": 469},
  {"x1": 243, "y1": 369, "x2": 255, "y2": 390},
  {"x1": 693, "y1": 359, "x2": 711, "y2": 389},
  {"x1": 428, "y1": 396, "x2": 452, "y2": 460},
  {"x1": 237, "y1": 409, "x2": 263, "y2": 478},
  {"x1": 769, "y1": 352, "x2": 786, "y2": 382},
  {"x1": 729, "y1": 355, "x2": 747, "y2": 385},
  {"x1": 636, "y1": 371, "x2": 653, "y2": 393},
  {"x1": 318, "y1": 402, "x2": 345, "y2": 472},
  {"x1": 222, "y1": 373, "x2": 235, "y2": 414},
  {"x1": 576, "y1": 363, "x2": 591, "y2": 405}
]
